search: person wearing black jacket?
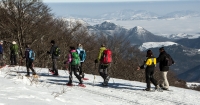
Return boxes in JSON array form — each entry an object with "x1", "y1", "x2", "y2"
[
  {"x1": 157, "y1": 47, "x2": 174, "y2": 90},
  {"x1": 47, "y1": 40, "x2": 59, "y2": 75},
  {"x1": 137, "y1": 50, "x2": 159, "y2": 91}
]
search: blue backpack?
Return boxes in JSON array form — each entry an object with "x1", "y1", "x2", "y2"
[
  {"x1": 77, "y1": 49, "x2": 86, "y2": 61},
  {"x1": 29, "y1": 50, "x2": 35, "y2": 60}
]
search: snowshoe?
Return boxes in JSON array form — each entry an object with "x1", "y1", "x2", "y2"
[
  {"x1": 66, "y1": 83, "x2": 73, "y2": 86},
  {"x1": 102, "y1": 82, "x2": 108, "y2": 86},
  {"x1": 82, "y1": 78, "x2": 89, "y2": 80},
  {"x1": 78, "y1": 84, "x2": 86, "y2": 87},
  {"x1": 0, "y1": 65, "x2": 6, "y2": 69},
  {"x1": 49, "y1": 69, "x2": 55, "y2": 74},
  {"x1": 104, "y1": 76, "x2": 110, "y2": 86}
]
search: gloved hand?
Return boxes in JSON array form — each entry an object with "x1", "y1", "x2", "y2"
[
  {"x1": 47, "y1": 51, "x2": 50, "y2": 54},
  {"x1": 64, "y1": 61, "x2": 67, "y2": 64},
  {"x1": 94, "y1": 59, "x2": 98, "y2": 63}
]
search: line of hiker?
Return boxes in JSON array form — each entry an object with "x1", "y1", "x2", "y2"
[{"x1": 0, "y1": 39, "x2": 174, "y2": 90}]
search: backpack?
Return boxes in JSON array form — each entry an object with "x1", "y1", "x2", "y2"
[
  {"x1": 29, "y1": 50, "x2": 35, "y2": 60},
  {"x1": 79, "y1": 50, "x2": 86, "y2": 61},
  {"x1": 101, "y1": 49, "x2": 112, "y2": 64},
  {"x1": 164, "y1": 54, "x2": 173, "y2": 66},
  {"x1": 71, "y1": 52, "x2": 80, "y2": 65},
  {"x1": 146, "y1": 58, "x2": 156, "y2": 67},
  {"x1": 54, "y1": 47, "x2": 61, "y2": 56}
]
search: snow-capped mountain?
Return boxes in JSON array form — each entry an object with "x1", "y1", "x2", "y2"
[
  {"x1": 75, "y1": 10, "x2": 200, "y2": 22},
  {"x1": 96, "y1": 10, "x2": 159, "y2": 20},
  {"x1": 88, "y1": 21, "x2": 127, "y2": 37},
  {"x1": 159, "y1": 10, "x2": 200, "y2": 19},
  {"x1": 126, "y1": 26, "x2": 169, "y2": 45},
  {"x1": 139, "y1": 41, "x2": 178, "y2": 51},
  {"x1": 166, "y1": 33, "x2": 195, "y2": 40}
]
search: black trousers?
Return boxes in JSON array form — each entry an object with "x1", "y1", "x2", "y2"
[
  {"x1": 68, "y1": 65, "x2": 82, "y2": 84},
  {"x1": 145, "y1": 67, "x2": 158, "y2": 89},
  {"x1": 26, "y1": 59, "x2": 36, "y2": 75},
  {"x1": 78, "y1": 62, "x2": 83, "y2": 76},
  {"x1": 0, "y1": 54, "x2": 4, "y2": 66},
  {"x1": 10, "y1": 54, "x2": 17, "y2": 65}
]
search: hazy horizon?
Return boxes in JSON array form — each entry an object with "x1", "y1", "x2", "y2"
[{"x1": 45, "y1": 1, "x2": 200, "y2": 17}]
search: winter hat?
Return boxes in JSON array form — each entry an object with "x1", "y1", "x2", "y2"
[
  {"x1": 159, "y1": 47, "x2": 165, "y2": 51},
  {"x1": 70, "y1": 46, "x2": 75, "y2": 50},
  {"x1": 101, "y1": 44, "x2": 105, "y2": 47},
  {"x1": 78, "y1": 44, "x2": 82, "y2": 47},
  {"x1": 50, "y1": 40, "x2": 55, "y2": 44},
  {"x1": 146, "y1": 49, "x2": 153, "y2": 57},
  {"x1": 12, "y1": 41, "x2": 16, "y2": 44},
  {"x1": 25, "y1": 44, "x2": 30, "y2": 48},
  {"x1": 78, "y1": 44, "x2": 83, "y2": 48}
]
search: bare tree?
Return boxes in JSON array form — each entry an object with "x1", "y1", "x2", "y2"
[{"x1": 0, "y1": 0, "x2": 52, "y2": 57}]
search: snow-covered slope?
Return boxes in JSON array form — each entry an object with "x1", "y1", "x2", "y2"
[
  {"x1": 139, "y1": 41, "x2": 178, "y2": 51},
  {"x1": 0, "y1": 66, "x2": 200, "y2": 105}
]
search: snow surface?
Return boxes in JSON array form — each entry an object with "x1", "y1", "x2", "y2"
[
  {"x1": 0, "y1": 65, "x2": 200, "y2": 105},
  {"x1": 139, "y1": 41, "x2": 178, "y2": 51}
]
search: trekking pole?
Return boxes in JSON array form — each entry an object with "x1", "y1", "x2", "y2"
[
  {"x1": 93, "y1": 62, "x2": 96, "y2": 86},
  {"x1": 107, "y1": 63, "x2": 114, "y2": 84}
]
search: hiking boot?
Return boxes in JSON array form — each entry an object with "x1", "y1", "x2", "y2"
[
  {"x1": 78, "y1": 83, "x2": 86, "y2": 87},
  {"x1": 155, "y1": 85, "x2": 160, "y2": 90},
  {"x1": 25, "y1": 74, "x2": 30, "y2": 77},
  {"x1": 102, "y1": 82, "x2": 108, "y2": 86},
  {"x1": 53, "y1": 73, "x2": 59, "y2": 76},
  {"x1": 159, "y1": 84, "x2": 164, "y2": 88},
  {"x1": 162, "y1": 87, "x2": 169, "y2": 90},
  {"x1": 66, "y1": 83, "x2": 73, "y2": 86},
  {"x1": 144, "y1": 88, "x2": 151, "y2": 91},
  {"x1": 32, "y1": 72, "x2": 37, "y2": 75}
]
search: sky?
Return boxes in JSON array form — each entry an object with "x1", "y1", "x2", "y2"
[
  {"x1": 0, "y1": 65, "x2": 200, "y2": 105},
  {"x1": 43, "y1": 0, "x2": 198, "y2": 2},
  {"x1": 42, "y1": 0, "x2": 200, "y2": 35},
  {"x1": 44, "y1": 0, "x2": 200, "y2": 18}
]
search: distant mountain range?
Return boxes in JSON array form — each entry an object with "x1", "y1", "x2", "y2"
[
  {"x1": 69, "y1": 10, "x2": 200, "y2": 21},
  {"x1": 89, "y1": 21, "x2": 170, "y2": 45}
]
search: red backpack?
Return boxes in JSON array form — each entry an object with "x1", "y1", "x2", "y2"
[{"x1": 101, "y1": 49, "x2": 112, "y2": 64}]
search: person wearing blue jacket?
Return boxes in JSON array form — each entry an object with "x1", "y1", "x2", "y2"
[
  {"x1": 76, "y1": 44, "x2": 86, "y2": 78},
  {"x1": 0, "y1": 40, "x2": 4, "y2": 67}
]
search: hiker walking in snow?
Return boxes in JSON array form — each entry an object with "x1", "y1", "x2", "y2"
[
  {"x1": 76, "y1": 44, "x2": 86, "y2": 78},
  {"x1": 156, "y1": 47, "x2": 174, "y2": 90},
  {"x1": 0, "y1": 40, "x2": 5, "y2": 68},
  {"x1": 137, "y1": 49, "x2": 160, "y2": 91},
  {"x1": 10, "y1": 41, "x2": 18, "y2": 66},
  {"x1": 95, "y1": 44, "x2": 112, "y2": 86},
  {"x1": 65, "y1": 46, "x2": 84, "y2": 87},
  {"x1": 47, "y1": 40, "x2": 59, "y2": 76},
  {"x1": 23, "y1": 45, "x2": 37, "y2": 77}
]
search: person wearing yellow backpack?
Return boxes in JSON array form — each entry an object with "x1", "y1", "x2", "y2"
[{"x1": 137, "y1": 49, "x2": 160, "y2": 91}]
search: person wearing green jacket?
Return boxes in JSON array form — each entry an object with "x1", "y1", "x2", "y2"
[{"x1": 10, "y1": 41, "x2": 18, "y2": 66}]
